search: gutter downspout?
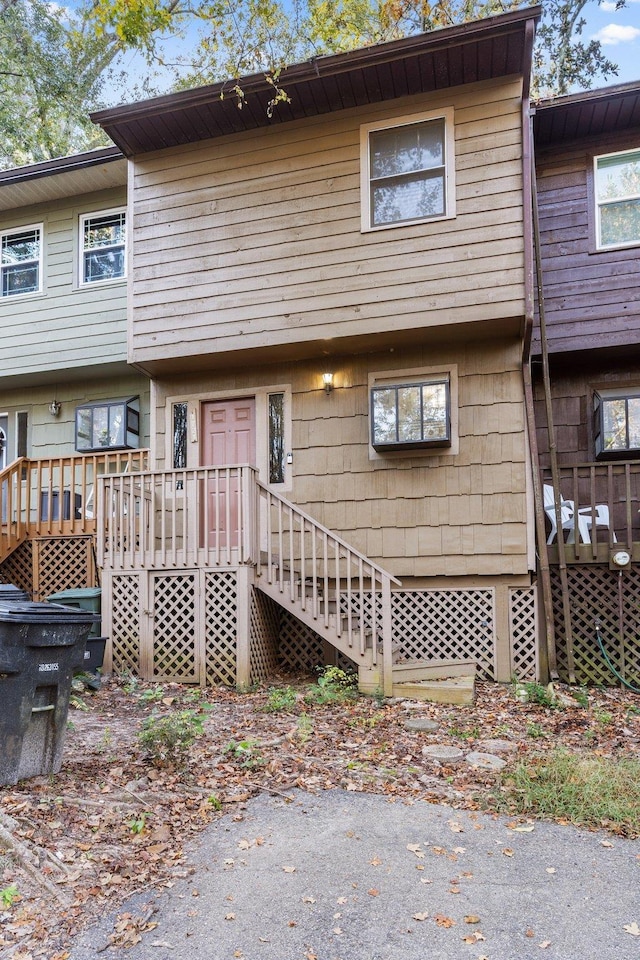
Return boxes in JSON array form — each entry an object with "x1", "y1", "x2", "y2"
[
  {"x1": 521, "y1": 21, "x2": 559, "y2": 680},
  {"x1": 529, "y1": 111, "x2": 574, "y2": 682}
]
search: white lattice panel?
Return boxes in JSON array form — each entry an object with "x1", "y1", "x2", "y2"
[
  {"x1": 249, "y1": 588, "x2": 280, "y2": 684},
  {"x1": 205, "y1": 571, "x2": 238, "y2": 686},
  {"x1": 390, "y1": 589, "x2": 496, "y2": 680},
  {"x1": 509, "y1": 587, "x2": 538, "y2": 681},
  {"x1": 110, "y1": 574, "x2": 141, "y2": 675},
  {"x1": 152, "y1": 572, "x2": 198, "y2": 682}
]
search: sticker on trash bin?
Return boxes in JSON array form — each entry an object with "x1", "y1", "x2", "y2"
[{"x1": 39, "y1": 662, "x2": 59, "y2": 672}]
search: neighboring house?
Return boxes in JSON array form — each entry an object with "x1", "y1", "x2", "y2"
[
  {"x1": 0, "y1": 147, "x2": 150, "y2": 598},
  {"x1": 87, "y1": 6, "x2": 542, "y2": 697},
  {"x1": 531, "y1": 82, "x2": 640, "y2": 686}
]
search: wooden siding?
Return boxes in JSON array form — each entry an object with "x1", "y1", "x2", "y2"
[
  {"x1": 0, "y1": 186, "x2": 127, "y2": 381},
  {"x1": 130, "y1": 77, "x2": 526, "y2": 369},
  {"x1": 533, "y1": 136, "x2": 640, "y2": 356},
  {"x1": 533, "y1": 357, "x2": 640, "y2": 470},
  {"x1": 152, "y1": 337, "x2": 530, "y2": 579},
  {"x1": 0, "y1": 375, "x2": 150, "y2": 462}
]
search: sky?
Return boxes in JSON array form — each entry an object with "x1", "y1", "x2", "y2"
[
  {"x1": 586, "y1": 0, "x2": 640, "y2": 86},
  {"x1": 103, "y1": 1, "x2": 640, "y2": 106}
]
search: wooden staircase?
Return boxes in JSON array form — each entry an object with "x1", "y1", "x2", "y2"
[{"x1": 255, "y1": 482, "x2": 476, "y2": 703}]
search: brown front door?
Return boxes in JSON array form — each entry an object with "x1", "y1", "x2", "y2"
[{"x1": 201, "y1": 398, "x2": 256, "y2": 548}]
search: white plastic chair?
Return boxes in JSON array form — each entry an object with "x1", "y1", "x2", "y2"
[{"x1": 543, "y1": 484, "x2": 616, "y2": 545}]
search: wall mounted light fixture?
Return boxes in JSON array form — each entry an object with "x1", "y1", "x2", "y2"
[
  {"x1": 48, "y1": 400, "x2": 61, "y2": 417},
  {"x1": 322, "y1": 372, "x2": 334, "y2": 395}
]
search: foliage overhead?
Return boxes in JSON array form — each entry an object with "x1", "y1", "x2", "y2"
[{"x1": 0, "y1": 0, "x2": 628, "y2": 167}]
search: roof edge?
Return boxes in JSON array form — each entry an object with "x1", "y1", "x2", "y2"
[
  {"x1": 92, "y1": 5, "x2": 541, "y2": 127},
  {"x1": 0, "y1": 146, "x2": 123, "y2": 187}
]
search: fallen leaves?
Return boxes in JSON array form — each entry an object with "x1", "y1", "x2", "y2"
[{"x1": 0, "y1": 675, "x2": 637, "y2": 960}]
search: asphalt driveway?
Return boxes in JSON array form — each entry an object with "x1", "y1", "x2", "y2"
[{"x1": 68, "y1": 789, "x2": 640, "y2": 960}]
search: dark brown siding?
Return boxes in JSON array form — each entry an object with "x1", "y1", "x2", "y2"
[
  {"x1": 532, "y1": 137, "x2": 640, "y2": 357},
  {"x1": 533, "y1": 358, "x2": 640, "y2": 470}
]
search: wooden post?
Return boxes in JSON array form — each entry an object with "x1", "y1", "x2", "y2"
[
  {"x1": 381, "y1": 576, "x2": 393, "y2": 697},
  {"x1": 235, "y1": 566, "x2": 253, "y2": 690}
]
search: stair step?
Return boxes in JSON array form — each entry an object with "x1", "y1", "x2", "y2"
[
  {"x1": 392, "y1": 676, "x2": 475, "y2": 706},
  {"x1": 392, "y1": 659, "x2": 477, "y2": 682}
]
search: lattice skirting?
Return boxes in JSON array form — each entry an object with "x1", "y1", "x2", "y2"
[
  {"x1": 550, "y1": 566, "x2": 640, "y2": 686},
  {"x1": 105, "y1": 569, "x2": 241, "y2": 685},
  {"x1": 509, "y1": 587, "x2": 538, "y2": 681},
  {"x1": 276, "y1": 588, "x2": 538, "y2": 683},
  {"x1": 0, "y1": 536, "x2": 95, "y2": 600},
  {"x1": 101, "y1": 573, "x2": 539, "y2": 687},
  {"x1": 249, "y1": 588, "x2": 280, "y2": 684}
]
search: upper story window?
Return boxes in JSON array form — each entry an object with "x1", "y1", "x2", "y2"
[
  {"x1": 594, "y1": 389, "x2": 640, "y2": 459},
  {"x1": 371, "y1": 377, "x2": 451, "y2": 452},
  {"x1": 80, "y1": 209, "x2": 126, "y2": 284},
  {"x1": 594, "y1": 148, "x2": 640, "y2": 250},
  {"x1": 361, "y1": 108, "x2": 455, "y2": 231},
  {"x1": 1, "y1": 224, "x2": 42, "y2": 297}
]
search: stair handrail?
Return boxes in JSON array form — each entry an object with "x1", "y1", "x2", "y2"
[
  {"x1": 256, "y1": 480, "x2": 401, "y2": 695},
  {"x1": 0, "y1": 458, "x2": 29, "y2": 560}
]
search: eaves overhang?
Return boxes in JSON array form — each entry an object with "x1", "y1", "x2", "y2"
[
  {"x1": 533, "y1": 80, "x2": 640, "y2": 147},
  {"x1": 0, "y1": 146, "x2": 126, "y2": 213},
  {"x1": 92, "y1": 5, "x2": 540, "y2": 157}
]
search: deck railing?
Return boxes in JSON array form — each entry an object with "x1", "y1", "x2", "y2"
[
  {"x1": 97, "y1": 465, "x2": 259, "y2": 570},
  {"x1": 0, "y1": 450, "x2": 150, "y2": 563},
  {"x1": 543, "y1": 461, "x2": 640, "y2": 558},
  {"x1": 256, "y1": 480, "x2": 400, "y2": 688}
]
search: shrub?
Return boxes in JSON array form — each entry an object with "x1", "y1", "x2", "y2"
[{"x1": 138, "y1": 709, "x2": 205, "y2": 766}]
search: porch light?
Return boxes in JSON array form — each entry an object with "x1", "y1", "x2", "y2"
[
  {"x1": 322, "y1": 372, "x2": 334, "y2": 394},
  {"x1": 48, "y1": 400, "x2": 61, "y2": 417}
]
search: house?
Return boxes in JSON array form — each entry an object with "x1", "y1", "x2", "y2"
[
  {"x1": 0, "y1": 147, "x2": 150, "y2": 598},
  {"x1": 83, "y1": 5, "x2": 542, "y2": 697},
  {"x1": 531, "y1": 82, "x2": 640, "y2": 687}
]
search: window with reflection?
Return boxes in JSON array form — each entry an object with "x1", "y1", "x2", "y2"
[
  {"x1": 594, "y1": 390, "x2": 640, "y2": 458},
  {"x1": 371, "y1": 379, "x2": 450, "y2": 451},
  {"x1": 80, "y1": 209, "x2": 126, "y2": 284},
  {"x1": 362, "y1": 110, "x2": 454, "y2": 230},
  {"x1": 75, "y1": 397, "x2": 139, "y2": 452},
  {"x1": 595, "y1": 149, "x2": 640, "y2": 249},
  {"x1": 1, "y1": 225, "x2": 42, "y2": 297}
]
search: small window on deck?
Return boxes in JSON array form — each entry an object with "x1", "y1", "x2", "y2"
[
  {"x1": 594, "y1": 390, "x2": 640, "y2": 459},
  {"x1": 75, "y1": 397, "x2": 140, "y2": 453}
]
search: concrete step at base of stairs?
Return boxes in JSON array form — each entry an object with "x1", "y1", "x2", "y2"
[
  {"x1": 391, "y1": 675, "x2": 475, "y2": 706},
  {"x1": 391, "y1": 659, "x2": 477, "y2": 682}
]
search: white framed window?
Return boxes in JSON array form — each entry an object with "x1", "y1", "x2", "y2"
[
  {"x1": 594, "y1": 148, "x2": 640, "y2": 250},
  {"x1": 80, "y1": 208, "x2": 126, "y2": 284},
  {"x1": 1, "y1": 224, "x2": 42, "y2": 297},
  {"x1": 360, "y1": 108, "x2": 455, "y2": 231}
]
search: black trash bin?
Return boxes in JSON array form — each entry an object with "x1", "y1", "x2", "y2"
[{"x1": 0, "y1": 601, "x2": 99, "y2": 786}]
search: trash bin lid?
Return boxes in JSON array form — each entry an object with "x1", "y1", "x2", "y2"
[
  {"x1": 0, "y1": 585, "x2": 30, "y2": 600},
  {"x1": 0, "y1": 601, "x2": 100, "y2": 623},
  {"x1": 47, "y1": 588, "x2": 102, "y2": 601}
]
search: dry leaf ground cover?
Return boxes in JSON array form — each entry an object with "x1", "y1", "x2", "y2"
[{"x1": 1, "y1": 673, "x2": 639, "y2": 959}]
